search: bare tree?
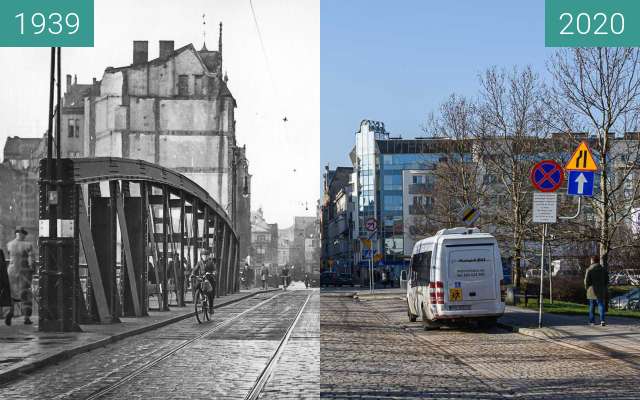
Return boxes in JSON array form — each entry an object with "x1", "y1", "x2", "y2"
[
  {"x1": 422, "y1": 94, "x2": 488, "y2": 229},
  {"x1": 475, "y1": 66, "x2": 550, "y2": 287},
  {"x1": 548, "y1": 48, "x2": 640, "y2": 271}
]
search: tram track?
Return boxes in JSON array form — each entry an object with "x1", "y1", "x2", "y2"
[
  {"x1": 79, "y1": 290, "x2": 312, "y2": 400},
  {"x1": 245, "y1": 292, "x2": 312, "y2": 400}
]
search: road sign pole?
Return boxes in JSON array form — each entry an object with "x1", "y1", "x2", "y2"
[
  {"x1": 548, "y1": 242, "x2": 553, "y2": 305},
  {"x1": 538, "y1": 224, "x2": 547, "y2": 328},
  {"x1": 370, "y1": 238, "x2": 375, "y2": 294}
]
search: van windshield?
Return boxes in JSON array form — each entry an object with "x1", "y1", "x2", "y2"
[{"x1": 411, "y1": 251, "x2": 431, "y2": 284}]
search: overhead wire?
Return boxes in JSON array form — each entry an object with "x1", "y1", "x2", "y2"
[{"x1": 248, "y1": 0, "x2": 311, "y2": 214}]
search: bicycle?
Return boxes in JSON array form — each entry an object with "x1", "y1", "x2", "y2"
[{"x1": 191, "y1": 273, "x2": 215, "y2": 324}]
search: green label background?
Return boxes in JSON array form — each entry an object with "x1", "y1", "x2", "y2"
[
  {"x1": 0, "y1": 0, "x2": 93, "y2": 47},
  {"x1": 546, "y1": 0, "x2": 640, "y2": 47}
]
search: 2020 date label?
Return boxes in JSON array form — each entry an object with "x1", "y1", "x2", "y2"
[
  {"x1": 0, "y1": 0, "x2": 93, "y2": 47},
  {"x1": 546, "y1": 0, "x2": 640, "y2": 47}
]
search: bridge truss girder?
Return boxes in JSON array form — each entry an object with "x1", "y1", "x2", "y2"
[{"x1": 38, "y1": 158, "x2": 240, "y2": 332}]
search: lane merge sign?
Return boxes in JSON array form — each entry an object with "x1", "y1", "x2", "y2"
[
  {"x1": 565, "y1": 141, "x2": 597, "y2": 172},
  {"x1": 530, "y1": 160, "x2": 564, "y2": 192},
  {"x1": 566, "y1": 141, "x2": 598, "y2": 197}
]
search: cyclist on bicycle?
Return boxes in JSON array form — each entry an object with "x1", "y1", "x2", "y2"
[
  {"x1": 281, "y1": 266, "x2": 290, "y2": 290},
  {"x1": 192, "y1": 250, "x2": 217, "y2": 313}
]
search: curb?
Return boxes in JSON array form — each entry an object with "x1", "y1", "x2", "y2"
[
  {"x1": 496, "y1": 321, "x2": 630, "y2": 364},
  {"x1": 0, "y1": 289, "x2": 279, "y2": 384}
]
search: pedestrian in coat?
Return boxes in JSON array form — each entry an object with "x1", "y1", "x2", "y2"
[
  {"x1": 0, "y1": 250, "x2": 12, "y2": 316},
  {"x1": 584, "y1": 256, "x2": 608, "y2": 326},
  {"x1": 261, "y1": 265, "x2": 268, "y2": 290},
  {"x1": 6, "y1": 227, "x2": 35, "y2": 325}
]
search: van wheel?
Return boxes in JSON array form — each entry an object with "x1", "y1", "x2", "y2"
[
  {"x1": 407, "y1": 302, "x2": 417, "y2": 322},
  {"x1": 423, "y1": 320, "x2": 440, "y2": 331},
  {"x1": 420, "y1": 303, "x2": 440, "y2": 331}
]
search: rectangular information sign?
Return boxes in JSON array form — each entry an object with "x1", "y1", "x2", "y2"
[
  {"x1": 546, "y1": 0, "x2": 640, "y2": 47},
  {"x1": 0, "y1": 0, "x2": 94, "y2": 47},
  {"x1": 533, "y1": 193, "x2": 557, "y2": 224}
]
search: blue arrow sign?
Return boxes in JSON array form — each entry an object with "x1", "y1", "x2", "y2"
[{"x1": 567, "y1": 171, "x2": 594, "y2": 197}]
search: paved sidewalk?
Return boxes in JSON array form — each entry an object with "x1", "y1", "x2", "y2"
[
  {"x1": 0, "y1": 288, "x2": 276, "y2": 383},
  {"x1": 500, "y1": 306, "x2": 640, "y2": 369}
]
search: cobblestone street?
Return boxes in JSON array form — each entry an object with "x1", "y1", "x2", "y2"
[
  {"x1": 0, "y1": 289, "x2": 320, "y2": 399},
  {"x1": 320, "y1": 294, "x2": 640, "y2": 399}
]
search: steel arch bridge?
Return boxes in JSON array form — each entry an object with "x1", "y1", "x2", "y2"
[{"x1": 38, "y1": 157, "x2": 241, "y2": 332}]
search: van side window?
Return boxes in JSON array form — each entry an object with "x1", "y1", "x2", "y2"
[{"x1": 411, "y1": 251, "x2": 431, "y2": 284}]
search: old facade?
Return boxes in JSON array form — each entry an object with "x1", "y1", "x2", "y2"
[
  {"x1": 250, "y1": 208, "x2": 279, "y2": 268},
  {"x1": 0, "y1": 136, "x2": 47, "y2": 252},
  {"x1": 79, "y1": 30, "x2": 250, "y2": 262}
]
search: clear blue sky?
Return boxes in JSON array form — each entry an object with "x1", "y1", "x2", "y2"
[{"x1": 321, "y1": 0, "x2": 554, "y2": 169}]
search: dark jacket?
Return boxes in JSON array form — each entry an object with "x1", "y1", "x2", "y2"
[
  {"x1": 584, "y1": 262, "x2": 607, "y2": 300},
  {"x1": 0, "y1": 250, "x2": 11, "y2": 306}
]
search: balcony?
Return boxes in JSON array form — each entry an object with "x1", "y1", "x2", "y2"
[
  {"x1": 408, "y1": 183, "x2": 431, "y2": 195},
  {"x1": 409, "y1": 204, "x2": 428, "y2": 215}
]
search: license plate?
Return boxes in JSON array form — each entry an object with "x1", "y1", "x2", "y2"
[
  {"x1": 449, "y1": 304, "x2": 471, "y2": 311},
  {"x1": 449, "y1": 288, "x2": 463, "y2": 302}
]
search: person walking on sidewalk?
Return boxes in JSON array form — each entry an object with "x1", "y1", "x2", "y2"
[
  {"x1": 585, "y1": 256, "x2": 608, "y2": 326},
  {"x1": 6, "y1": 227, "x2": 35, "y2": 326},
  {"x1": 0, "y1": 249, "x2": 11, "y2": 319},
  {"x1": 260, "y1": 265, "x2": 268, "y2": 290}
]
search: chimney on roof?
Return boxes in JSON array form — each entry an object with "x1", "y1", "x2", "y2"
[
  {"x1": 66, "y1": 74, "x2": 72, "y2": 92},
  {"x1": 133, "y1": 40, "x2": 148, "y2": 65},
  {"x1": 74, "y1": 74, "x2": 77, "y2": 85},
  {"x1": 159, "y1": 40, "x2": 174, "y2": 59}
]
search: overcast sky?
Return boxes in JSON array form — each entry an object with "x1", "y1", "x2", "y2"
[{"x1": 0, "y1": 0, "x2": 319, "y2": 228}]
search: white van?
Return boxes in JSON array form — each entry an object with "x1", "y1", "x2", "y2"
[{"x1": 406, "y1": 227, "x2": 505, "y2": 329}]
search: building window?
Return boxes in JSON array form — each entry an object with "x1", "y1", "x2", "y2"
[
  {"x1": 178, "y1": 75, "x2": 189, "y2": 96},
  {"x1": 68, "y1": 119, "x2": 75, "y2": 138},
  {"x1": 75, "y1": 119, "x2": 81, "y2": 137},
  {"x1": 483, "y1": 174, "x2": 497, "y2": 185},
  {"x1": 194, "y1": 75, "x2": 203, "y2": 96}
]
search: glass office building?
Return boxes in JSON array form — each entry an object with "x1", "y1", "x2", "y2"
[{"x1": 352, "y1": 120, "x2": 451, "y2": 272}]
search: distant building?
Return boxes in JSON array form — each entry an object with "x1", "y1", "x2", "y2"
[
  {"x1": 250, "y1": 208, "x2": 278, "y2": 268},
  {"x1": 0, "y1": 135, "x2": 48, "y2": 253},
  {"x1": 277, "y1": 235, "x2": 291, "y2": 266},
  {"x1": 351, "y1": 120, "x2": 450, "y2": 276},
  {"x1": 60, "y1": 74, "x2": 96, "y2": 158},
  {"x1": 401, "y1": 169, "x2": 435, "y2": 255},
  {"x1": 320, "y1": 165, "x2": 355, "y2": 276},
  {"x1": 292, "y1": 216, "x2": 319, "y2": 273}
]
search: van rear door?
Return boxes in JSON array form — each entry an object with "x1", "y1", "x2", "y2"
[{"x1": 445, "y1": 243, "x2": 497, "y2": 301}]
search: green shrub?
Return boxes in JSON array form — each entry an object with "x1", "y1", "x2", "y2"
[{"x1": 551, "y1": 276, "x2": 586, "y2": 304}]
